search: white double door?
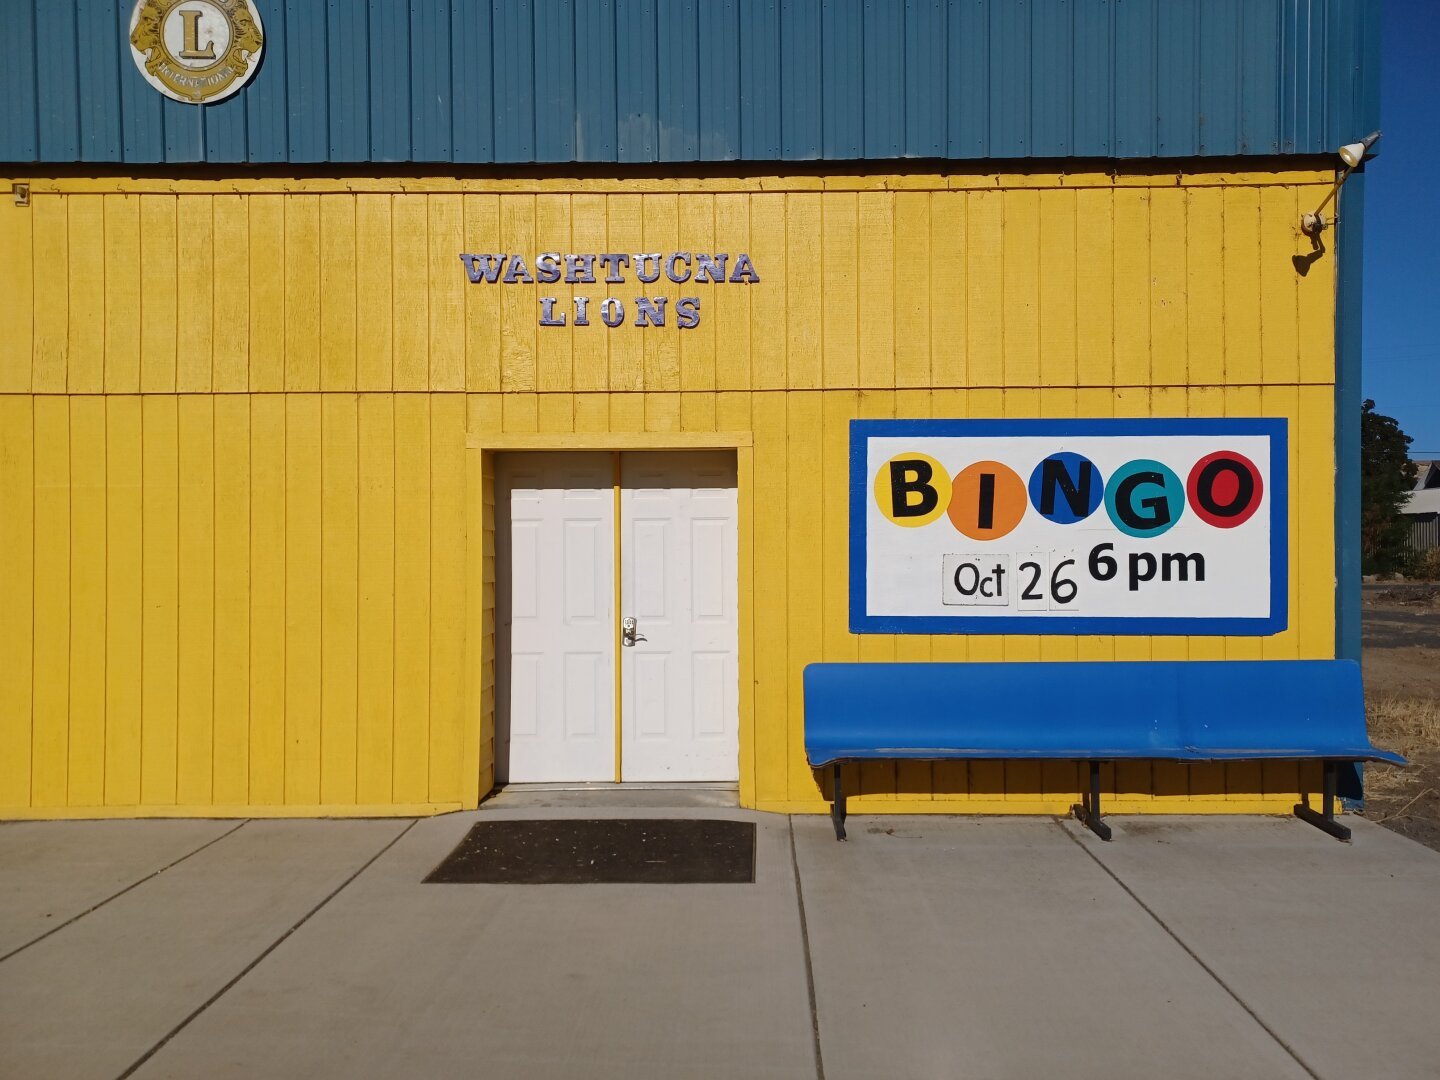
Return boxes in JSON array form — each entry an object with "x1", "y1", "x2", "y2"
[{"x1": 497, "y1": 451, "x2": 739, "y2": 784}]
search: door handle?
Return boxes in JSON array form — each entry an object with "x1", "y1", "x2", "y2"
[{"x1": 621, "y1": 617, "x2": 647, "y2": 647}]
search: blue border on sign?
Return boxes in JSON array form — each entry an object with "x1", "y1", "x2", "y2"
[{"x1": 849, "y1": 418, "x2": 1290, "y2": 636}]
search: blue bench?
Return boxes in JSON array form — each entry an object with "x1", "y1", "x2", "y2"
[{"x1": 803, "y1": 660, "x2": 1404, "y2": 842}]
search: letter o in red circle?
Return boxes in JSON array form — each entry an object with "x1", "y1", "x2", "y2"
[{"x1": 1186, "y1": 451, "x2": 1263, "y2": 528}]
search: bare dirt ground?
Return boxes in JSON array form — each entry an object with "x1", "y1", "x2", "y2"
[{"x1": 1360, "y1": 583, "x2": 1440, "y2": 851}]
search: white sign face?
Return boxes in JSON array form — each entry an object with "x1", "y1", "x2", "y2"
[{"x1": 851, "y1": 419, "x2": 1288, "y2": 636}]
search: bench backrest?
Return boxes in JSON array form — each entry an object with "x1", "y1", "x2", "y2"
[{"x1": 802, "y1": 660, "x2": 1402, "y2": 766}]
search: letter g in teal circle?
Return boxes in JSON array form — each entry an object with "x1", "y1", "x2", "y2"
[{"x1": 1104, "y1": 459, "x2": 1184, "y2": 538}]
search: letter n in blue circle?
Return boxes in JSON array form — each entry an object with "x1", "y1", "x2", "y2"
[
  {"x1": 1105, "y1": 459, "x2": 1184, "y2": 538},
  {"x1": 1028, "y1": 452, "x2": 1104, "y2": 524}
]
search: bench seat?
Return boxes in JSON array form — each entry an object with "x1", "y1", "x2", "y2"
[{"x1": 803, "y1": 659, "x2": 1403, "y2": 842}]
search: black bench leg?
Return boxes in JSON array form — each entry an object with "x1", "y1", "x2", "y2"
[
  {"x1": 1294, "y1": 761, "x2": 1352, "y2": 842},
  {"x1": 1072, "y1": 761, "x2": 1113, "y2": 841},
  {"x1": 831, "y1": 763, "x2": 847, "y2": 841}
]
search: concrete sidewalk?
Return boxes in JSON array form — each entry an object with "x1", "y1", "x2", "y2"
[{"x1": 2, "y1": 805, "x2": 1438, "y2": 1080}]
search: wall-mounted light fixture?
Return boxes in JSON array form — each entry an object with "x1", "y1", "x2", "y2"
[{"x1": 1301, "y1": 131, "x2": 1381, "y2": 236}]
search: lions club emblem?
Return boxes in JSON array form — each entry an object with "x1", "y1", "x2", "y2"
[{"x1": 129, "y1": 0, "x2": 264, "y2": 105}]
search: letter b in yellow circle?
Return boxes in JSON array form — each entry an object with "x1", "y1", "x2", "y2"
[{"x1": 874, "y1": 453, "x2": 952, "y2": 527}]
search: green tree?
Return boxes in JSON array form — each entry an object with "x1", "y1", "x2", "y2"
[{"x1": 1360, "y1": 399, "x2": 1417, "y2": 574}]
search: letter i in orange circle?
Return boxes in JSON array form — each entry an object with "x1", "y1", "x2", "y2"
[{"x1": 947, "y1": 461, "x2": 1027, "y2": 540}]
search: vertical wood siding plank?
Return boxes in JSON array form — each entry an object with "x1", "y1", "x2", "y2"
[
  {"x1": 892, "y1": 193, "x2": 930, "y2": 390},
  {"x1": 498, "y1": 196, "x2": 537, "y2": 393},
  {"x1": 284, "y1": 195, "x2": 321, "y2": 391},
  {"x1": 644, "y1": 392, "x2": 680, "y2": 433},
  {"x1": 140, "y1": 395, "x2": 178, "y2": 805},
  {"x1": 356, "y1": 194, "x2": 395, "y2": 391},
  {"x1": 356, "y1": 393, "x2": 396, "y2": 803},
  {"x1": 463, "y1": 194, "x2": 502, "y2": 393},
  {"x1": 821, "y1": 192, "x2": 859, "y2": 388},
  {"x1": 393, "y1": 394, "x2": 432, "y2": 803},
  {"x1": 642, "y1": 194, "x2": 682, "y2": 392},
  {"x1": 678, "y1": 195, "x2": 717, "y2": 393},
  {"x1": 212, "y1": 395, "x2": 251, "y2": 805},
  {"x1": 249, "y1": 394, "x2": 286, "y2": 804},
  {"x1": 751, "y1": 391, "x2": 789, "y2": 805},
  {"x1": 212, "y1": 195, "x2": 251, "y2": 392},
  {"x1": 104, "y1": 397, "x2": 142, "y2": 805},
  {"x1": 1222, "y1": 188, "x2": 1263, "y2": 386},
  {"x1": 748, "y1": 194, "x2": 787, "y2": 390},
  {"x1": 67, "y1": 398, "x2": 106, "y2": 808},
  {"x1": 1259, "y1": 186, "x2": 1301, "y2": 386},
  {"x1": 32, "y1": 398, "x2": 70, "y2": 806},
  {"x1": 570, "y1": 194, "x2": 611, "y2": 394},
  {"x1": 534, "y1": 193, "x2": 575, "y2": 393},
  {"x1": 176, "y1": 396, "x2": 215, "y2": 805},
  {"x1": 428, "y1": 395, "x2": 467, "y2": 802},
  {"x1": 1037, "y1": 190, "x2": 1078, "y2": 388},
  {"x1": 0, "y1": 193, "x2": 35, "y2": 393},
  {"x1": 320, "y1": 393, "x2": 359, "y2": 805},
  {"x1": 538, "y1": 393, "x2": 575, "y2": 434},
  {"x1": 249, "y1": 197, "x2": 286, "y2": 393},
  {"x1": 66, "y1": 196, "x2": 106, "y2": 394},
  {"x1": 175, "y1": 197, "x2": 214, "y2": 393},
  {"x1": 1185, "y1": 187, "x2": 1226, "y2": 387},
  {"x1": 1112, "y1": 189, "x2": 1151, "y2": 388},
  {"x1": 713, "y1": 194, "x2": 752, "y2": 391},
  {"x1": 501, "y1": 393, "x2": 540, "y2": 434},
  {"x1": 32, "y1": 196, "x2": 70, "y2": 393},
  {"x1": 1074, "y1": 189, "x2": 1114, "y2": 387},
  {"x1": 929, "y1": 194, "x2": 967, "y2": 389},
  {"x1": 392, "y1": 196, "x2": 431, "y2": 391},
  {"x1": 0, "y1": 397, "x2": 35, "y2": 805},
  {"x1": 284, "y1": 394, "x2": 323, "y2": 804},
  {"x1": 679, "y1": 392, "x2": 715, "y2": 433},
  {"x1": 428, "y1": 195, "x2": 466, "y2": 391},
  {"x1": 1150, "y1": 189, "x2": 1189, "y2": 387},
  {"x1": 1002, "y1": 191, "x2": 1041, "y2": 388},
  {"x1": 857, "y1": 192, "x2": 895, "y2": 389},
  {"x1": 66, "y1": 403, "x2": 105, "y2": 806},
  {"x1": 785, "y1": 193, "x2": 823, "y2": 390},
  {"x1": 1297, "y1": 385, "x2": 1335, "y2": 659},
  {"x1": 1296, "y1": 186, "x2": 1336, "y2": 385},
  {"x1": 139, "y1": 197, "x2": 177, "y2": 393},
  {"x1": 574, "y1": 393, "x2": 609, "y2": 433},
  {"x1": 605, "y1": 194, "x2": 644, "y2": 392},
  {"x1": 964, "y1": 190, "x2": 1002, "y2": 387},
  {"x1": 786, "y1": 391, "x2": 824, "y2": 802},
  {"x1": 320, "y1": 196, "x2": 358, "y2": 392}
]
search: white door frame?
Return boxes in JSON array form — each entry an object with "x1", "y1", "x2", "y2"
[{"x1": 486, "y1": 437, "x2": 751, "y2": 792}]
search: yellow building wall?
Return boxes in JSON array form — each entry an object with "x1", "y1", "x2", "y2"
[{"x1": 0, "y1": 170, "x2": 1339, "y2": 818}]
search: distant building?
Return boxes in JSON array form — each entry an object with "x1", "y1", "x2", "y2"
[{"x1": 1404, "y1": 461, "x2": 1440, "y2": 556}]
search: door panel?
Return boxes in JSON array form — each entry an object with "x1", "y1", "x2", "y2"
[
  {"x1": 496, "y1": 452, "x2": 615, "y2": 783},
  {"x1": 620, "y1": 452, "x2": 740, "y2": 782}
]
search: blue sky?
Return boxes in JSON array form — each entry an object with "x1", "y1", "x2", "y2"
[{"x1": 1362, "y1": 0, "x2": 1440, "y2": 459}]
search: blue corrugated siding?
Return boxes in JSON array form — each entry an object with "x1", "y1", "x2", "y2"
[{"x1": 1, "y1": 0, "x2": 1378, "y2": 165}]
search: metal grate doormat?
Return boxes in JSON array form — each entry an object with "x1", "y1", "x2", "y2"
[{"x1": 423, "y1": 819, "x2": 756, "y2": 884}]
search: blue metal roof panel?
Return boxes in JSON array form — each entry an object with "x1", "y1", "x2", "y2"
[{"x1": 2, "y1": 0, "x2": 1379, "y2": 166}]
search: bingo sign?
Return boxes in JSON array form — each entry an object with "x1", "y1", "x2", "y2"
[{"x1": 851, "y1": 419, "x2": 1288, "y2": 635}]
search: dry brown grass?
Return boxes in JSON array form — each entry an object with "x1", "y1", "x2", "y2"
[{"x1": 1365, "y1": 696, "x2": 1440, "y2": 798}]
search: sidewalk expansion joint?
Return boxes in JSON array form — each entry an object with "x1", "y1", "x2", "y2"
[
  {"x1": 114, "y1": 819, "x2": 418, "y2": 1080},
  {"x1": 1053, "y1": 816, "x2": 1323, "y2": 1080},
  {"x1": 0, "y1": 820, "x2": 251, "y2": 967},
  {"x1": 788, "y1": 816, "x2": 827, "y2": 1080}
]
